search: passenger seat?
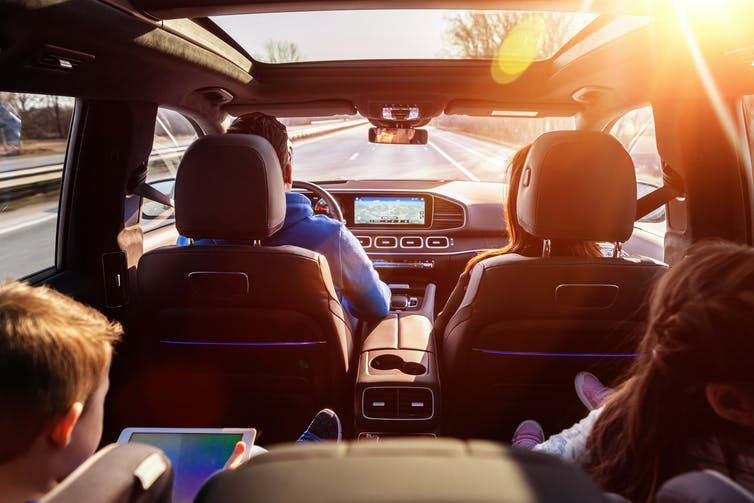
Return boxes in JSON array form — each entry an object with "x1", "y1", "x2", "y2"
[{"x1": 441, "y1": 130, "x2": 668, "y2": 438}]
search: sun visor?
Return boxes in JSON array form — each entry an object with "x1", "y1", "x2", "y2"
[
  {"x1": 445, "y1": 100, "x2": 580, "y2": 117},
  {"x1": 225, "y1": 101, "x2": 356, "y2": 118}
]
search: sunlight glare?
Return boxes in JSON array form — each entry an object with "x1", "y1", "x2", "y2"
[
  {"x1": 672, "y1": 0, "x2": 747, "y2": 160},
  {"x1": 491, "y1": 16, "x2": 546, "y2": 85}
]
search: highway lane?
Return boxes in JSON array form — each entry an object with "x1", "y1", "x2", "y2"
[
  {"x1": 0, "y1": 153, "x2": 64, "y2": 173},
  {"x1": 294, "y1": 125, "x2": 517, "y2": 182},
  {"x1": 0, "y1": 200, "x2": 58, "y2": 279},
  {"x1": 1, "y1": 126, "x2": 514, "y2": 279}
]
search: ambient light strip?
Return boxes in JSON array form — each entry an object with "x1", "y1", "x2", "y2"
[
  {"x1": 159, "y1": 340, "x2": 326, "y2": 347},
  {"x1": 474, "y1": 349, "x2": 639, "y2": 358}
]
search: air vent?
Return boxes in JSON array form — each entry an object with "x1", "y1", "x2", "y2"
[
  {"x1": 432, "y1": 198, "x2": 464, "y2": 229},
  {"x1": 363, "y1": 388, "x2": 398, "y2": 419},
  {"x1": 362, "y1": 387, "x2": 433, "y2": 420},
  {"x1": 35, "y1": 45, "x2": 94, "y2": 72},
  {"x1": 398, "y1": 388, "x2": 433, "y2": 419}
]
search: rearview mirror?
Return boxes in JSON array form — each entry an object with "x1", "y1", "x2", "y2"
[{"x1": 369, "y1": 127, "x2": 428, "y2": 145}]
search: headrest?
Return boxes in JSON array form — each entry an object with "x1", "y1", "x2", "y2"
[
  {"x1": 175, "y1": 134, "x2": 286, "y2": 240},
  {"x1": 517, "y1": 131, "x2": 637, "y2": 243}
]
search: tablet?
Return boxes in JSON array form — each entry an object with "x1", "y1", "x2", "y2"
[{"x1": 117, "y1": 427, "x2": 256, "y2": 503}]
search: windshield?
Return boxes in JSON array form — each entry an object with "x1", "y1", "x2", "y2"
[
  {"x1": 281, "y1": 115, "x2": 575, "y2": 182},
  {"x1": 212, "y1": 10, "x2": 597, "y2": 63}
]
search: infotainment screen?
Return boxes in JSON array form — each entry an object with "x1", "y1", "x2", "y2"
[{"x1": 354, "y1": 196, "x2": 426, "y2": 225}]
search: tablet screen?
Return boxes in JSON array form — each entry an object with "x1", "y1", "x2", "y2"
[{"x1": 128, "y1": 432, "x2": 242, "y2": 503}]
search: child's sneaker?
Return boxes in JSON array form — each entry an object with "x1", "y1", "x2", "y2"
[
  {"x1": 296, "y1": 408, "x2": 342, "y2": 443},
  {"x1": 511, "y1": 420, "x2": 544, "y2": 449},
  {"x1": 574, "y1": 371, "x2": 613, "y2": 411}
]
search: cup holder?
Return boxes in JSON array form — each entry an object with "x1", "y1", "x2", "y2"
[{"x1": 370, "y1": 354, "x2": 426, "y2": 375}]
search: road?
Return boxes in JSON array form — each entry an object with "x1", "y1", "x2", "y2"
[
  {"x1": 294, "y1": 125, "x2": 515, "y2": 182},
  {"x1": 0, "y1": 126, "x2": 515, "y2": 279}
]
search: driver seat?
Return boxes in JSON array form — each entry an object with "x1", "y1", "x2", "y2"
[{"x1": 135, "y1": 134, "x2": 353, "y2": 438}]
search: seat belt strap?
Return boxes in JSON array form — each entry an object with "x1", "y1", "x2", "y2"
[
  {"x1": 132, "y1": 182, "x2": 174, "y2": 208},
  {"x1": 635, "y1": 185, "x2": 680, "y2": 221},
  {"x1": 635, "y1": 162, "x2": 684, "y2": 221}
]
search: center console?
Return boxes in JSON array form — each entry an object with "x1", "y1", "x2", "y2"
[{"x1": 355, "y1": 284, "x2": 440, "y2": 439}]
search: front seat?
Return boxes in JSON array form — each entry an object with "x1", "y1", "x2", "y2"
[
  {"x1": 441, "y1": 130, "x2": 668, "y2": 439},
  {"x1": 135, "y1": 134, "x2": 353, "y2": 439},
  {"x1": 194, "y1": 439, "x2": 610, "y2": 503}
]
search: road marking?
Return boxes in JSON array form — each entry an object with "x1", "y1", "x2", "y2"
[
  {"x1": 434, "y1": 131, "x2": 515, "y2": 159},
  {"x1": 427, "y1": 141, "x2": 480, "y2": 182},
  {"x1": 0, "y1": 213, "x2": 57, "y2": 236},
  {"x1": 349, "y1": 152, "x2": 360, "y2": 161}
]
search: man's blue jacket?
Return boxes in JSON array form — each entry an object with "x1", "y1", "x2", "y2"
[{"x1": 177, "y1": 192, "x2": 391, "y2": 321}]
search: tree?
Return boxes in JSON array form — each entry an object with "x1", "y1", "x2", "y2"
[
  {"x1": 261, "y1": 40, "x2": 302, "y2": 63},
  {"x1": 443, "y1": 11, "x2": 591, "y2": 60},
  {"x1": 46, "y1": 95, "x2": 65, "y2": 139},
  {"x1": 0, "y1": 92, "x2": 41, "y2": 120}
]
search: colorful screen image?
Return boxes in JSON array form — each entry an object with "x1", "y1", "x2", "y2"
[
  {"x1": 129, "y1": 432, "x2": 242, "y2": 503},
  {"x1": 354, "y1": 196, "x2": 426, "y2": 225}
]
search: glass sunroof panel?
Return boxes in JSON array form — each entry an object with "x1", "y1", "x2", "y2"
[{"x1": 211, "y1": 10, "x2": 599, "y2": 63}]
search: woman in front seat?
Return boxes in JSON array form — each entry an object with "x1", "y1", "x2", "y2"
[{"x1": 433, "y1": 144, "x2": 602, "y2": 334}]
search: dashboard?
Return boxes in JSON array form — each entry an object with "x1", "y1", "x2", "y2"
[
  {"x1": 302, "y1": 181, "x2": 507, "y2": 253},
  {"x1": 300, "y1": 180, "x2": 509, "y2": 305}
]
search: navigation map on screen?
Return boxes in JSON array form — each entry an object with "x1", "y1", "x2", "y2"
[{"x1": 354, "y1": 196, "x2": 426, "y2": 225}]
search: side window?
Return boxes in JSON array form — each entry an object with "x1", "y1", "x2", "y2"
[
  {"x1": 140, "y1": 108, "x2": 197, "y2": 233},
  {"x1": 0, "y1": 92, "x2": 74, "y2": 280},
  {"x1": 609, "y1": 106, "x2": 666, "y2": 237}
]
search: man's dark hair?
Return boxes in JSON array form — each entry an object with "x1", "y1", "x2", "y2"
[{"x1": 227, "y1": 112, "x2": 289, "y2": 169}]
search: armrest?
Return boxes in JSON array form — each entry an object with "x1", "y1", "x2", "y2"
[{"x1": 362, "y1": 313, "x2": 434, "y2": 352}]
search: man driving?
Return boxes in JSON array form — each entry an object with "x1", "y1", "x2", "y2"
[{"x1": 178, "y1": 112, "x2": 391, "y2": 323}]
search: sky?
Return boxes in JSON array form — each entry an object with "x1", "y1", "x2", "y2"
[{"x1": 212, "y1": 10, "x2": 450, "y2": 61}]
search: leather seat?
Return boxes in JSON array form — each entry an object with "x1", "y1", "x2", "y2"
[
  {"x1": 134, "y1": 134, "x2": 353, "y2": 439},
  {"x1": 194, "y1": 439, "x2": 611, "y2": 503},
  {"x1": 441, "y1": 131, "x2": 667, "y2": 438},
  {"x1": 39, "y1": 443, "x2": 173, "y2": 503},
  {"x1": 656, "y1": 470, "x2": 754, "y2": 503}
]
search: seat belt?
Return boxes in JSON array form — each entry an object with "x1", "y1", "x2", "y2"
[
  {"x1": 132, "y1": 182, "x2": 174, "y2": 208},
  {"x1": 635, "y1": 162, "x2": 684, "y2": 221},
  {"x1": 127, "y1": 161, "x2": 174, "y2": 208}
]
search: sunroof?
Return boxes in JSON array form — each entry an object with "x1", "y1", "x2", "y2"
[{"x1": 211, "y1": 10, "x2": 598, "y2": 63}]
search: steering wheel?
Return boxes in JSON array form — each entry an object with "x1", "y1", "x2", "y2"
[{"x1": 292, "y1": 180, "x2": 345, "y2": 223}]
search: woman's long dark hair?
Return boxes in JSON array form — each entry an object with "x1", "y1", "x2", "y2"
[
  {"x1": 585, "y1": 241, "x2": 754, "y2": 502},
  {"x1": 465, "y1": 144, "x2": 601, "y2": 273}
]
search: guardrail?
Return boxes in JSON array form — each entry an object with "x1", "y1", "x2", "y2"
[{"x1": 1, "y1": 119, "x2": 368, "y2": 201}]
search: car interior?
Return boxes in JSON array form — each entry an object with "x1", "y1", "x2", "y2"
[{"x1": 2, "y1": 0, "x2": 754, "y2": 500}]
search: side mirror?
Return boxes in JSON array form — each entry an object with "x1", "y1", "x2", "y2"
[
  {"x1": 142, "y1": 178, "x2": 175, "y2": 220},
  {"x1": 369, "y1": 127, "x2": 428, "y2": 145}
]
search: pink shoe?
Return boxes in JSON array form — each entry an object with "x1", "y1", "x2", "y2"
[
  {"x1": 575, "y1": 371, "x2": 613, "y2": 411},
  {"x1": 511, "y1": 420, "x2": 544, "y2": 449}
]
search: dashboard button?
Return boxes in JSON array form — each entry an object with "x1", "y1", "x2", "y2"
[
  {"x1": 356, "y1": 236, "x2": 372, "y2": 248},
  {"x1": 375, "y1": 236, "x2": 398, "y2": 248},
  {"x1": 400, "y1": 236, "x2": 422, "y2": 248},
  {"x1": 426, "y1": 236, "x2": 450, "y2": 248}
]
